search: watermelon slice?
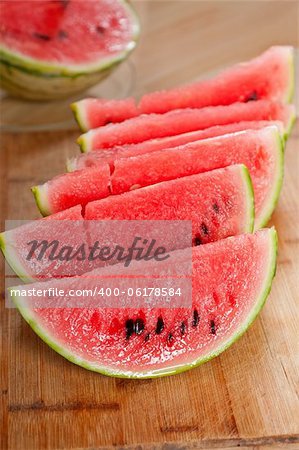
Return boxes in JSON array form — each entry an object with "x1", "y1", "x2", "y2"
[
  {"x1": 0, "y1": 0, "x2": 139, "y2": 99},
  {"x1": 77, "y1": 101, "x2": 295, "y2": 151},
  {"x1": 85, "y1": 165, "x2": 254, "y2": 241},
  {"x1": 139, "y1": 46, "x2": 294, "y2": 114},
  {"x1": 34, "y1": 127, "x2": 283, "y2": 229},
  {"x1": 67, "y1": 120, "x2": 284, "y2": 170},
  {"x1": 9, "y1": 228, "x2": 277, "y2": 378},
  {"x1": 109, "y1": 127, "x2": 284, "y2": 229},
  {"x1": 0, "y1": 205, "x2": 90, "y2": 283},
  {"x1": 72, "y1": 46, "x2": 294, "y2": 130},
  {"x1": 32, "y1": 164, "x2": 111, "y2": 217}
]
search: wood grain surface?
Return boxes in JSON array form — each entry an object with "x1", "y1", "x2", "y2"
[{"x1": 0, "y1": 1, "x2": 298, "y2": 449}]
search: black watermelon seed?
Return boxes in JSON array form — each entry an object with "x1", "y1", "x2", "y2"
[
  {"x1": 213, "y1": 203, "x2": 220, "y2": 213},
  {"x1": 201, "y1": 223, "x2": 209, "y2": 235},
  {"x1": 210, "y1": 319, "x2": 216, "y2": 335},
  {"x1": 245, "y1": 90, "x2": 258, "y2": 102},
  {"x1": 167, "y1": 333, "x2": 174, "y2": 344},
  {"x1": 134, "y1": 318, "x2": 144, "y2": 335},
  {"x1": 96, "y1": 25, "x2": 106, "y2": 34},
  {"x1": 194, "y1": 235, "x2": 202, "y2": 246},
  {"x1": 180, "y1": 321, "x2": 186, "y2": 336},
  {"x1": 125, "y1": 319, "x2": 135, "y2": 340},
  {"x1": 33, "y1": 33, "x2": 51, "y2": 41},
  {"x1": 155, "y1": 316, "x2": 164, "y2": 334},
  {"x1": 192, "y1": 309, "x2": 200, "y2": 327},
  {"x1": 144, "y1": 333, "x2": 150, "y2": 342},
  {"x1": 58, "y1": 30, "x2": 68, "y2": 39}
]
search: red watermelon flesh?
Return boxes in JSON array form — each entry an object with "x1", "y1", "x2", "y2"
[
  {"x1": 110, "y1": 127, "x2": 283, "y2": 229},
  {"x1": 68, "y1": 120, "x2": 283, "y2": 170},
  {"x1": 78, "y1": 101, "x2": 295, "y2": 151},
  {"x1": 10, "y1": 229, "x2": 277, "y2": 377},
  {"x1": 2, "y1": 166, "x2": 254, "y2": 283},
  {"x1": 32, "y1": 164, "x2": 111, "y2": 216},
  {"x1": 34, "y1": 127, "x2": 282, "y2": 227},
  {"x1": 72, "y1": 46, "x2": 294, "y2": 130},
  {"x1": 85, "y1": 165, "x2": 254, "y2": 244},
  {"x1": 139, "y1": 46, "x2": 294, "y2": 114},
  {"x1": 0, "y1": 206, "x2": 96, "y2": 282},
  {"x1": 0, "y1": 0, "x2": 138, "y2": 68}
]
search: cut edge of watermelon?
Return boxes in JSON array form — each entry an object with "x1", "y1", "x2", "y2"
[
  {"x1": 31, "y1": 185, "x2": 51, "y2": 217},
  {"x1": 255, "y1": 127, "x2": 284, "y2": 230},
  {"x1": 285, "y1": 104, "x2": 297, "y2": 139},
  {"x1": 66, "y1": 157, "x2": 77, "y2": 173},
  {"x1": 77, "y1": 132, "x2": 93, "y2": 153},
  {"x1": 0, "y1": 232, "x2": 36, "y2": 283},
  {"x1": 9, "y1": 228, "x2": 277, "y2": 379},
  {"x1": 285, "y1": 46, "x2": 295, "y2": 103},
  {"x1": 0, "y1": 1, "x2": 140, "y2": 77},
  {"x1": 71, "y1": 102, "x2": 89, "y2": 133},
  {"x1": 240, "y1": 165, "x2": 255, "y2": 233}
]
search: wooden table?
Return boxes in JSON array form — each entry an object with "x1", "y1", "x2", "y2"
[{"x1": 1, "y1": 1, "x2": 298, "y2": 449}]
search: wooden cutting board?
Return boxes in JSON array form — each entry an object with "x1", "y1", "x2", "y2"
[{"x1": 1, "y1": 2, "x2": 298, "y2": 449}]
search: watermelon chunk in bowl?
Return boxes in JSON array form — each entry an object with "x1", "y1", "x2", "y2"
[
  {"x1": 9, "y1": 228, "x2": 277, "y2": 378},
  {"x1": 0, "y1": 0, "x2": 139, "y2": 100},
  {"x1": 72, "y1": 46, "x2": 294, "y2": 130}
]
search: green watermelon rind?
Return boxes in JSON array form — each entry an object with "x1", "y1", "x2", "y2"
[
  {"x1": 8, "y1": 228, "x2": 277, "y2": 379},
  {"x1": 31, "y1": 185, "x2": 52, "y2": 217},
  {"x1": 0, "y1": 232, "x2": 36, "y2": 283},
  {"x1": 77, "y1": 132, "x2": 92, "y2": 153},
  {"x1": 255, "y1": 126, "x2": 285, "y2": 230},
  {"x1": 284, "y1": 46, "x2": 295, "y2": 103},
  {"x1": 284, "y1": 104, "x2": 296, "y2": 140},
  {"x1": 0, "y1": 61, "x2": 117, "y2": 100},
  {"x1": 240, "y1": 165, "x2": 255, "y2": 233},
  {"x1": 70, "y1": 102, "x2": 90, "y2": 133},
  {"x1": 0, "y1": 1, "x2": 140, "y2": 78}
]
